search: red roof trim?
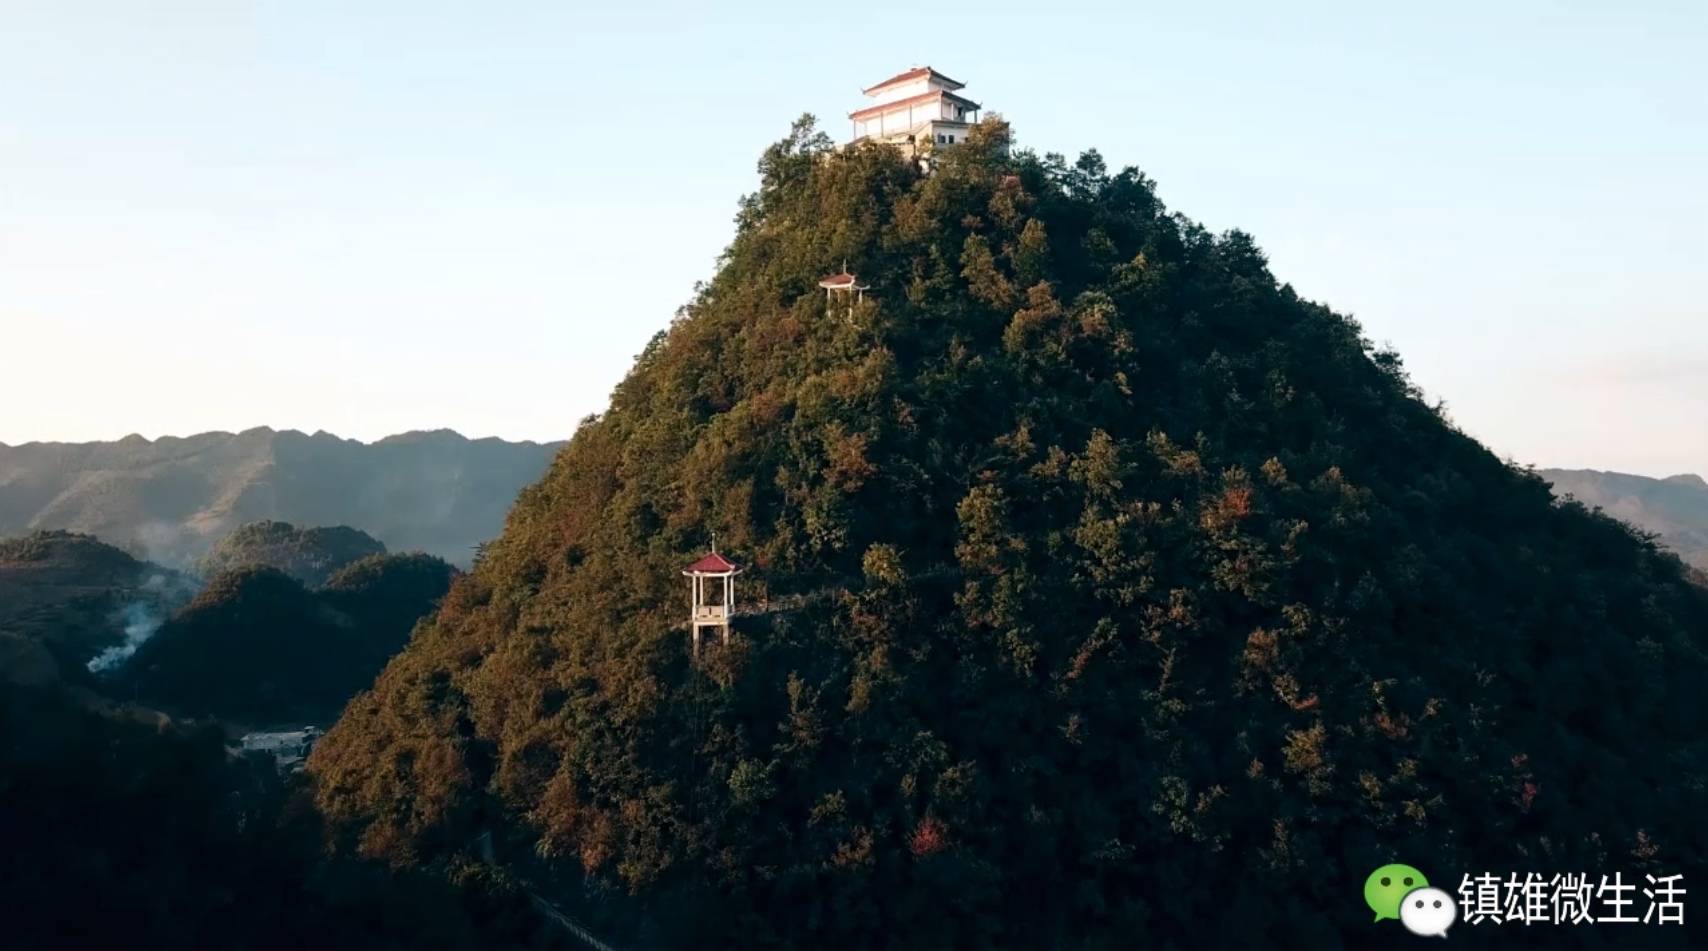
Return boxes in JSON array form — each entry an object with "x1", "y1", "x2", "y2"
[
  {"x1": 863, "y1": 66, "x2": 929, "y2": 94},
  {"x1": 683, "y1": 552, "x2": 738, "y2": 573},
  {"x1": 862, "y1": 66, "x2": 965, "y2": 96},
  {"x1": 819, "y1": 272, "x2": 858, "y2": 287},
  {"x1": 849, "y1": 89, "x2": 981, "y2": 121}
]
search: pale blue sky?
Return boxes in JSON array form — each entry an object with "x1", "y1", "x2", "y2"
[{"x1": 2, "y1": 1, "x2": 1703, "y2": 476}]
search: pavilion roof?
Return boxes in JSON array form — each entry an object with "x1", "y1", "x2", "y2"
[
  {"x1": 818, "y1": 272, "x2": 866, "y2": 289},
  {"x1": 683, "y1": 552, "x2": 739, "y2": 574}
]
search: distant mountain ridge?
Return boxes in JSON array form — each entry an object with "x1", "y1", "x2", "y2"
[
  {"x1": 1540, "y1": 468, "x2": 1708, "y2": 572},
  {"x1": 0, "y1": 428, "x2": 563, "y2": 568}
]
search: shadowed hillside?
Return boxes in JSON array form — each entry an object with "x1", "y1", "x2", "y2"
[
  {"x1": 0, "y1": 675, "x2": 570, "y2": 950},
  {"x1": 115, "y1": 553, "x2": 458, "y2": 725},
  {"x1": 305, "y1": 120, "x2": 1708, "y2": 949},
  {"x1": 0, "y1": 530, "x2": 195, "y2": 674},
  {"x1": 0, "y1": 428, "x2": 563, "y2": 567}
]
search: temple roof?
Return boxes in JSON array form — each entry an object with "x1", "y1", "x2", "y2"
[
  {"x1": 863, "y1": 66, "x2": 965, "y2": 96},
  {"x1": 683, "y1": 552, "x2": 739, "y2": 574}
]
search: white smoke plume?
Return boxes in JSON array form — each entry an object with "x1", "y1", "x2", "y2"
[
  {"x1": 87, "y1": 602, "x2": 162, "y2": 674},
  {"x1": 85, "y1": 573, "x2": 193, "y2": 674}
]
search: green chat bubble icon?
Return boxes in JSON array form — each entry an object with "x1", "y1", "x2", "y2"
[{"x1": 1364, "y1": 863, "x2": 1428, "y2": 922}]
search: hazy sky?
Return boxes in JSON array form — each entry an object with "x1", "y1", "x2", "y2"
[{"x1": 3, "y1": 1, "x2": 1704, "y2": 476}]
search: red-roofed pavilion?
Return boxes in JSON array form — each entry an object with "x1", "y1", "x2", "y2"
[
  {"x1": 682, "y1": 545, "x2": 741, "y2": 654},
  {"x1": 819, "y1": 262, "x2": 870, "y2": 305}
]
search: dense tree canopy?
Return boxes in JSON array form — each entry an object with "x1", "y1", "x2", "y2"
[
  {"x1": 0, "y1": 679, "x2": 567, "y2": 950},
  {"x1": 119, "y1": 553, "x2": 456, "y2": 724},
  {"x1": 309, "y1": 119, "x2": 1708, "y2": 949},
  {"x1": 0, "y1": 530, "x2": 192, "y2": 671},
  {"x1": 198, "y1": 520, "x2": 387, "y2": 588}
]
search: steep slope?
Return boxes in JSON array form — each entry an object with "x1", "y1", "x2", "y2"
[
  {"x1": 320, "y1": 552, "x2": 463, "y2": 678},
  {"x1": 199, "y1": 520, "x2": 387, "y2": 587},
  {"x1": 1541, "y1": 468, "x2": 1708, "y2": 573},
  {"x1": 0, "y1": 530, "x2": 194, "y2": 673},
  {"x1": 310, "y1": 121, "x2": 1708, "y2": 949},
  {"x1": 0, "y1": 428, "x2": 562, "y2": 567}
]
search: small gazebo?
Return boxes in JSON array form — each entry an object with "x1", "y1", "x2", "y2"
[
  {"x1": 818, "y1": 262, "x2": 869, "y2": 313},
  {"x1": 682, "y1": 547, "x2": 741, "y2": 656}
]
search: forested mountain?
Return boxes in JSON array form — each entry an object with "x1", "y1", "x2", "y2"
[
  {"x1": 1541, "y1": 468, "x2": 1708, "y2": 574},
  {"x1": 0, "y1": 530, "x2": 194, "y2": 674},
  {"x1": 199, "y1": 520, "x2": 387, "y2": 587},
  {"x1": 115, "y1": 553, "x2": 458, "y2": 724},
  {"x1": 0, "y1": 541, "x2": 544, "y2": 947},
  {"x1": 309, "y1": 119, "x2": 1708, "y2": 949},
  {"x1": 1, "y1": 523, "x2": 456, "y2": 724},
  {"x1": 0, "y1": 428, "x2": 562, "y2": 567}
]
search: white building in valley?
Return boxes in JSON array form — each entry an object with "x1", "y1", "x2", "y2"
[
  {"x1": 849, "y1": 66, "x2": 983, "y2": 155},
  {"x1": 237, "y1": 727, "x2": 322, "y2": 772}
]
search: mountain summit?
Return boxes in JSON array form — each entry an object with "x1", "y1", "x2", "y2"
[{"x1": 310, "y1": 120, "x2": 1708, "y2": 948}]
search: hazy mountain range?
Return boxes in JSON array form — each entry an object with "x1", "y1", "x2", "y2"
[
  {"x1": 0, "y1": 428, "x2": 563, "y2": 568},
  {"x1": 1541, "y1": 468, "x2": 1708, "y2": 572}
]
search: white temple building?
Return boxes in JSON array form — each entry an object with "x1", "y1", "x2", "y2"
[{"x1": 849, "y1": 66, "x2": 982, "y2": 155}]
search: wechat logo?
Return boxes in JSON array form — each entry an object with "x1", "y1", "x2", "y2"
[{"x1": 1366, "y1": 863, "x2": 1458, "y2": 938}]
